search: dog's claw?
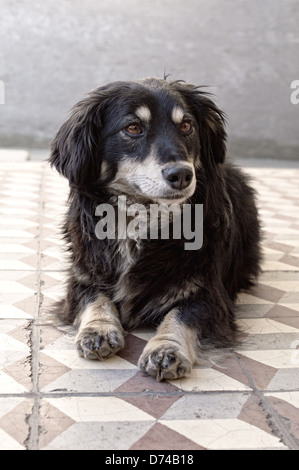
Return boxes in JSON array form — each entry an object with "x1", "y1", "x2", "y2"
[
  {"x1": 138, "y1": 346, "x2": 192, "y2": 381},
  {"x1": 76, "y1": 327, "x2": 125, "y2": 360}
]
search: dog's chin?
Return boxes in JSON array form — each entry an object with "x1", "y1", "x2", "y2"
[
  {"x1": 109, "y1": 180, "x2": 195, "y2": 205},
  {"x1": 151, "y1": 194, "x2": 191, "y2": 205},
  {"x1": 147, "y1": 186, "x2": 196, "y2": 205},
  {"x1": 137, "y1": 187, "x2": 195, "y2": 205}
]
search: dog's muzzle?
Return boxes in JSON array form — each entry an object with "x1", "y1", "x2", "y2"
[{"x1": 162, "y1": 164, "x2": 194, "y2": 190}]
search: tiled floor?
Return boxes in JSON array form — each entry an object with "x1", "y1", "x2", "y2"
[{"x1": 0, "y1": 160, "x2": 299, "y2": 450}]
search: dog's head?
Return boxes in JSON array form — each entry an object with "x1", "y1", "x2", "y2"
[{"x1": 50, "y1": 78, "x2": 226, "y2": 203}]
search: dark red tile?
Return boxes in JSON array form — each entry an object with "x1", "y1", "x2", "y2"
[
  {"x1": 266, "y1": 396, "x2": 299, "y2": 445},
  {"x1": 263, "y1": 241, "x2": 293, "y2": 254},
  {"x1": 121, "y1": 395, "x2": 182, "y2": 419},
  {"x1": 39, "y1": 400, "x2": 75, "y2": 449},
  {"x1": 130, "y1": 422, "x2": 204, "y2": 450},
  {"x1": 213, "y1": 355, "x2": 252, "y2": 389},
  {"x1": 40, "y1": 324, "x2": 65, "y2": 349},
  {"x1": 117, "y1": 334, "x2": 147, "y2": 366},
  {"x1": 4, "y1": 358, "x2": 32, "y2": 392},
  {"x1": 236, "y1": 354, "x2": 277, "y2": 390},
  {"x1": 249, "y1": 283, "x2": 285, "y2": 303},
  {"x1": 266, "y1": 304, "x2": 299, "y2": 319},
  {"x1": 115, "y1": 370, "x2": 181, "y2": 393},
  {"x1": 238, "y1": 394, "x2": 273, "y2": 435},
  {"x1": 39, "y1": 352, "x2": 71, "y2": 390},
  {"x1": 0, "y1": 400, "x2": 33, "y2": 448},
  {"x1": 279, "y1": 254, "x2": 299, "y2": 268}
]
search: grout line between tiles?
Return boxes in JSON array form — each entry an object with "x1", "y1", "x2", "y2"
[
  {"x1": 1, "y1": 387, "x2": 299, "y2": 400},
  {"x1": 235, "y1": 352, "x2": 299, "y2": 450},
  {"x1": 24, "y1": 163, "x2": 47, "y2": 450},
  {"x1": 258, "y1": 392, "x2": 299, "y2": 450}
]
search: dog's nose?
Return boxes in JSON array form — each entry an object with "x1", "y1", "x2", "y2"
[{"x1": 162, "y1": 164, "x2": 193, "y2": 190}]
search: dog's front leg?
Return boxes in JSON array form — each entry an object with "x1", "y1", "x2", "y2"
[
  {"x1": 75, "y1": 293, "x2": 125, "y2": 360},
  {"x1": 138, "y1": 308, "x2": 200, "y2": 381}
]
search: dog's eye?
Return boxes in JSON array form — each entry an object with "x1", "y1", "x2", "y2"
[
  {"x1": 125, "y1": 124, "x2": 143, "y2": 135},
  {"x1": 180, "y1": 121, "x2": 193, "y2": 134}
]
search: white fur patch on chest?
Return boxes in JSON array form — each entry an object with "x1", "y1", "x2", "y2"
[{"x1": 112, "y1": 237, "x2": 141, "y2": 307}]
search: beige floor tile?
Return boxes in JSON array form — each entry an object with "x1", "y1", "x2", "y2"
[{"x1": 160, "y1": 419, "x2": 287, "y2": 449}]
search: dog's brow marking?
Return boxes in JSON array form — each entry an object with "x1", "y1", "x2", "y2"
[
  {"x1": 171, "y1": 107, "x2": 185, "y2": 124},
  {"x1": 135, "y1": 106, "x2": 151, "y2": 123}
]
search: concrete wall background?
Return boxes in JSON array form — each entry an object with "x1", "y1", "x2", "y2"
[{"x1": 0, "y1": 0, "x2": 298, "y2": 159}]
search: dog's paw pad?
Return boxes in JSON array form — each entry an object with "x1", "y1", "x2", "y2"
[
  {"x1": 138, "y1": 345, "x2": 192, "y2": 381},
  {"x1": 76, "y1": 326, "x2": 125, "y2": 360}
]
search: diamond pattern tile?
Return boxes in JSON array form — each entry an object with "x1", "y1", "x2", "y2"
[{"x1": 0, "y1": 160, "x2": 299, "y2": 450}]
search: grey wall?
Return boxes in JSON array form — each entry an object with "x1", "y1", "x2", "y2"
[{"x1": 0, "y1": 0, "x2": 298, "y2": 159}]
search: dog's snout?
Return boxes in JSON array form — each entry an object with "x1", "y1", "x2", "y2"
[{"x1": 162, "y1": 164, "x2": 193, "y2": 190}]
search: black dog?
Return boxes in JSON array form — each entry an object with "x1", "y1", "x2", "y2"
[{"x1": 49, "y1": 77, "x2": 261, "y2": 381}]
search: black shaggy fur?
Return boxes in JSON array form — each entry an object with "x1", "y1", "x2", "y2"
[{"x1": 49, "y1": 78, "x2": 261, "y2": 374}]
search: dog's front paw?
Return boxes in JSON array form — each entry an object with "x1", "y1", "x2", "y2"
[
  {"x1": 138, "y1": 343, "x2": 192, "y2": 381},
  {"x1": 76, "y1": 325, "x2": 125, "y2": 360}
]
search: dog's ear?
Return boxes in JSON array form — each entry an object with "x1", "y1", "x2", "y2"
[
  {"x1": 174, "y1": 83, "x2": 227, "y2": 165},
  {"x1": 49, "y1": 87, "x2": 112, "y2": 187}
]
